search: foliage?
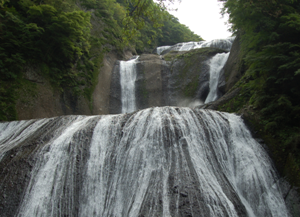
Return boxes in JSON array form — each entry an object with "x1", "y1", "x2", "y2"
[
  {"x1": 165, "y1": 48, "x2": 226, "y2": 98},
  {"x1": 157, "y1": 14, "x2": 202, "y2": 46},
  {"x1": 116, "y1": 0, "x2": 202, "y2": 52},
  {"x1": 0, "y1": 0, "x2": 202, "y2": 120},
  {"x1": 0, "y1": 0, "x2": 92, "y2": 119},
  {"x1": 219, "y1": 0, "x2": 300, "y2": 188},
  {"x1": 0, "y1": 81, "x2": 18, "y2": 121}
]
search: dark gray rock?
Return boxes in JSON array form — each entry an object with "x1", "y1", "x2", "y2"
[
  {"x1": 109, "y1": 61, "x2": 122, "y2": 114},
  {"x1": 222, "y1": 34, "x2": 245, "y2": 92}
]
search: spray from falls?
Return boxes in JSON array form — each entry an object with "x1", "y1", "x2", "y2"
[{"x1": 0, "y1": 107, "x2": 290, "y2": 217}]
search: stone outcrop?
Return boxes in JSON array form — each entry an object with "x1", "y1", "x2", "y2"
[
  {"x1": 16, "y1": 66, "x2": 92, "y2": 120},
  {"x1": 93, "y1": 51, "x2": 133, "y2": 115},
  {"x1": 135, "y1": 54, "x2": 167, "y2": 109},
  {"x1": 222, "y1": 34, "x2": 245, "y2": 92}
]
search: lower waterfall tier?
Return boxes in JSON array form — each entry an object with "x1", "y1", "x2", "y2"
[{"x1": 0, "y1": 107, "x2": 289, "y2": 216}]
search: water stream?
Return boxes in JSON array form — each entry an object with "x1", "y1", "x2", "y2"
[
  {"x1": 120, "y1": 56, "x2": 139, "y2": 113},
  {"x1": 205, "y1": 52, "x2": 230, "y2": 103}
]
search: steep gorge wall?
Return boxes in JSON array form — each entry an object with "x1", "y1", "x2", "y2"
[
  {"x1": 16, "y1": 50, "x2": 133, "y2": 120},
  {"x1": 8, "y1": 0, "x2": 136, "y2": 121},
  {"x1": 16, "y1": 66, "x2": 92, "y2": 120}
]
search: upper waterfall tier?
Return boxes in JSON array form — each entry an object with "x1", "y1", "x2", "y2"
[
  {"x1": 155, "y1": 37, "x2": 235, "y2": 55},
  {"x1": 0, "y1": 107, "x2": 290, "y2": 217},
  {"x1": 110, "y1": 45, "x2": 231, "y2": 114}
]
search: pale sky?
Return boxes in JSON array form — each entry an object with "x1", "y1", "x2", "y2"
[{"x1": 169, "y1": 0, "x2": 232, "y2": 41}]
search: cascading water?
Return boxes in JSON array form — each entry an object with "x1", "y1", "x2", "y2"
[
  {"x1": 120, "y1": 56, "x2": 139, "y2": 113},
  {"x1": 205, "y1": 52, "x2": 230, "y2": 103},
  {"x1": 155, "y1": 38, "x2": 234, "y2": 104},
  {"x1": 199, "y1": 38, "x2": 234, "y2": 51},
  {"x1": 156, "y1": 37, "x2": 235, "y2": 54},
  {"x1": 178, "y1": 41, "x2": 203, "y2": 51},
  {"x1": 0, "y1": 107, "x2": 290, "y2": 217},
  {"x1": 157, "y1": 45, "x2": 171, "y2": 55}
]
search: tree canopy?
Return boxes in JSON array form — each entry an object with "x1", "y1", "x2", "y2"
[
  {"x1": 0, "y1": 0, "x2": 202, "y2": 120},
  {"x1": 219, "y1": 0, "x2": 300, "y2": 187}
]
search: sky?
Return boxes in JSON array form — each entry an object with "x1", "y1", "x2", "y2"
[{"x1": 168, "y1": 0, "x2": 232, "y2": 41}]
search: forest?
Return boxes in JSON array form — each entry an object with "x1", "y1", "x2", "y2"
[
  {"x1": 219, "y1": 0, "x2": 300, "y2": 189},
  {"x1": 0, "y1": 0, "x2": 201, "y2": 121}
]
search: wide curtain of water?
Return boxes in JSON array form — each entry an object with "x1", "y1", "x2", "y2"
[{"x1": 0, "y1": 107, "x2": 290, "y2": 217}]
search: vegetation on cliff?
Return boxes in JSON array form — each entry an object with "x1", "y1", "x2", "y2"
[
  {"x1": 0, "y1": 0, "x2": 202, "y2": 121},
  {"x1": 219, "y1": 0, "x2": 300, "y2": 189}
]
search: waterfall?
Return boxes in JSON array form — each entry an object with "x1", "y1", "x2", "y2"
[
  {"x1": 199, "y1": 38, "x2": 234, "y2": 51},
  {"x1": 119, "y1": 56, "x2": 139, "y2": 113},
  {"x1": 178, "y1": 41, "x2": 203, "y2": 51},
  {"x1": 0, "y1": 107, "x2": 290, "y2": 217},
  {"x1": 157, "y1": 46, "x2": 171, "y2": 55},
  {"x1": 205, "y1": 52, "x2": 230, "y2": 103},
  {"x1": 155, "y1": 38, "x2": 234, "y2": 104},
  {"x1": 156, "y1": 37, "x2": 235, "y2": 54}
]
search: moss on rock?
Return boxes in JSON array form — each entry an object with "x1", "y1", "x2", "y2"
[{"x1": 165, "y1": 47, "x2": 228, "y2": 99}]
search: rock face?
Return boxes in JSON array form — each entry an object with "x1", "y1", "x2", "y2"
[
  {"x1": 92, "y1": 51, "x2": 132, "y2": 115},
  {"x1": 16, "y1": 51, "x2": 132, "y2": 119},
  {"x1": 135, "y1": 54, "x2": 167, "y2": 109},
  {"x1": 16, "y1": 66, "x2": 92, "y2": 120},
  {"x1": 109, "y1": 47, "x2": 228, "y2": 113},
  {"x1": 163, "y1": 48, "x2": 227, "y2": 105},
  {"x1": 222, "y1": 35, "x2": 245, "y2": 92}
]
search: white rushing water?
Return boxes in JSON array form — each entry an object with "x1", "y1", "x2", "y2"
[
  {"x1": 205, "y1": 52, "x2": 230, "y2": 103},
  {"x1": 0, "y1": 107, "x2": 290, "y2": 217},
  {"x1": 199, "y1": 38, "x2": 234, "y2": 51},
  {"x1": 157, "y1": 45, "x2": 172, "y2": 55},
  {"x1": 120, "y1": 56, "x2": 139, "y2": 113},
  {"x1": 156, "y1": 37, "x2": 235, "y2": 54},
  {"x1": 16, "y1": 116, "x2": 97, "y2": 217},
  {"x1": 0, "y1": 118, "x2": 52, "y2": 161}
]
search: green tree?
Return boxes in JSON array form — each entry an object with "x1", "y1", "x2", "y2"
[{"x1": 219, "y1": 0, "x2": 300, "y2": 187}]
